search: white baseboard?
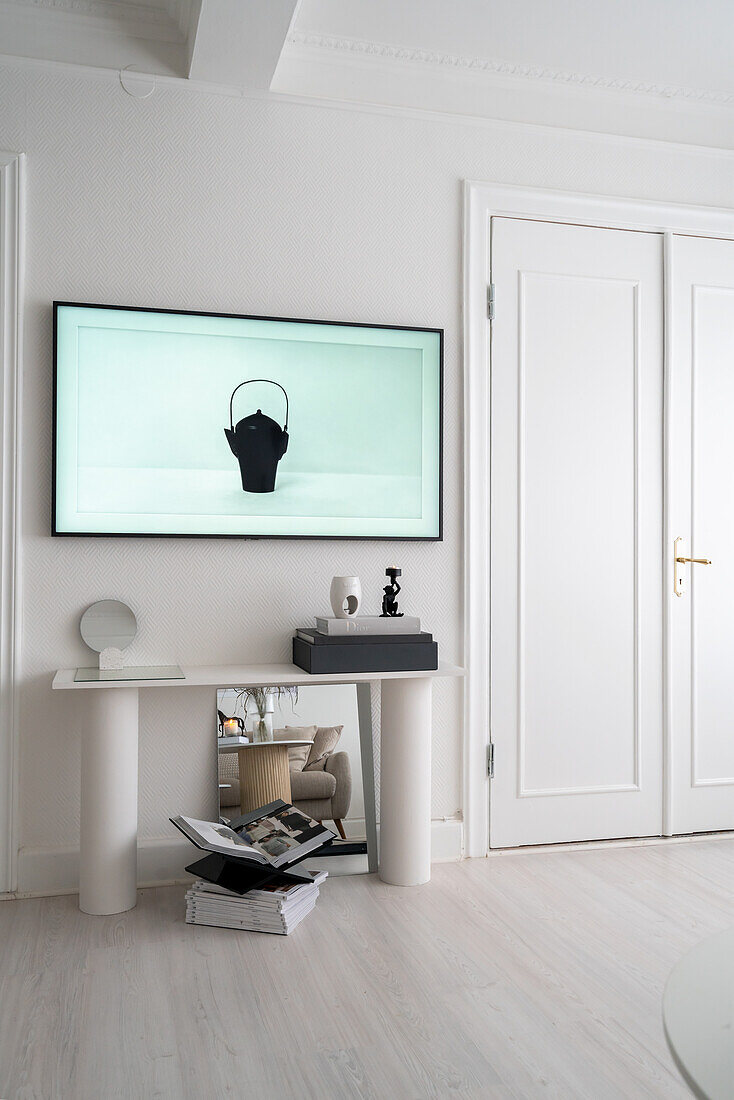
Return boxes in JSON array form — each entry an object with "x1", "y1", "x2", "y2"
[
  {"x1": 15, "y1": 836, "x2": 194, "y2": 898},
  {"x1": 430, "y1": 818, "x2": 464, "y2": 862},
  {"x1": 14, "y1": 818, "x2": 464, "y2": 899}
]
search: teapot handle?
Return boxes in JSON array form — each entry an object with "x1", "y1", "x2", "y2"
[{"x1": 228, "y1": 379, "x2": 289, "y2": 432}]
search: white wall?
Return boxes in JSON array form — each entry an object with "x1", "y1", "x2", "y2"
[{"x1": 3, "y1": 57, "x2": 734, "y2": 892}]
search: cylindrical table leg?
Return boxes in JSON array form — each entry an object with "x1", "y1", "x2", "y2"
[
  {"x1": 238, "y1": 744, "x2": 292, "y2": 814},
  {"x1": 80, "y1": 688, "x2": 139, "y2": 915},
  {"x1": 379, "y1": 677, "x2": 433, "y2": 886}
]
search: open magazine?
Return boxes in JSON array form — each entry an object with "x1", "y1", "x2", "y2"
[{"x1": 171, "y1": 800, "x2": 336, "y2": 869}]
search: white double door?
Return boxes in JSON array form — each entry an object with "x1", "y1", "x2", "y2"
[{"x1": 490, "y1": 217, "x2": 734, "y2": 847}]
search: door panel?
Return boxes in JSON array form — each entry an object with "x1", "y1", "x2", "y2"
[
  {"x1": 490, "y1": 217, "x2": 664, "y2": 847},
  {"x1": 669, "y1": 235, "x2": 734, "y2": 833}
]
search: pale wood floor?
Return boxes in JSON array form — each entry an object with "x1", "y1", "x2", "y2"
[{"x1": 2, "y1": 839, "x2": 733, "y2": 1099}]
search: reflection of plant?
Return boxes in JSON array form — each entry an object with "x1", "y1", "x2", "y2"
[{"x1": 234, "y1": 685, "x2": 299, "y2": 720}]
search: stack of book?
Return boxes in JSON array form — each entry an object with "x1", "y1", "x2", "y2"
[
  {"x1": 292, "y1": 616, "x2": 438, "y2": 674},
  {"x1": 186, "y1": 871, "x2": 327, "y2": 935},
  {"x1": 171, "y1": 800, "x2": 337, "y2": 936}
]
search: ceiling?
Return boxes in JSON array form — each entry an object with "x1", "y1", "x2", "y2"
[
  {"x1": 0, "y1": 0, "x2": 195, "y2": 77},
  {"x1": 2, "y1": 0, "x2": 734, "y2": 144}
]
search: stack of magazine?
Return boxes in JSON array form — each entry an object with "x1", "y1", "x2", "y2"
[
  {"x1": 185, "y1": 871, "x2": 327, "y2": 935},
  {"x1": 171, "y1": 800, "x2": 337, "y2": 935},
  {"x1": 292, "y1": 615, "x2": 438, "y2": 674}
]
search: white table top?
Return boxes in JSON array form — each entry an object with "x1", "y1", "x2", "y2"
[
  {"x1": 52, "y1": 661, "x2": 464, "y2": 691},
  {"x1": 218, "y1": 738, "x2": 312, "y2": 752},
  {"x1": 663, "y1": 926, "x2": 734, "y2": 1100}
]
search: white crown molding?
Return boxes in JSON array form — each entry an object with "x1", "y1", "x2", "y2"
[
  {"x1": 4, "y1": 48, "x2": 734, "y2": 160},
  {"x1": 288, "y1": 31, "x2": 734, "y2": 109}
]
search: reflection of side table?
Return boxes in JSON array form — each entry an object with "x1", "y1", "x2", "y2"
[{"x1": 230, "y1": 740, "x2": 313, "y2": 814}]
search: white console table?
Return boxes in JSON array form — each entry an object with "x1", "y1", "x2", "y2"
[{"x1": 53, "y1": 662, "x2": 464, "y2": 915}]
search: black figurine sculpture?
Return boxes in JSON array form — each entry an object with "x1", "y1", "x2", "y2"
[
  {"x1": 381, "y1": 567, "x2": 404, "y2": 617},
  {"x1": 217, "y1": 710, "x2": 244, "y2": 736}
]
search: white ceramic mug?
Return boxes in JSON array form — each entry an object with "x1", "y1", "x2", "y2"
[{"x1": 330, "y1": 575, "x2": 362, "y2": 618}]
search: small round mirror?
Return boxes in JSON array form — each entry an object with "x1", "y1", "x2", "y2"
[{"x1": 80, "y1": 600, "x2": 137, "y2": 653}]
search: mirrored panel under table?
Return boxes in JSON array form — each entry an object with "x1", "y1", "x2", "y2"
[{"x1": 217, "y1": 683, "x2": 376, "y2": 871}]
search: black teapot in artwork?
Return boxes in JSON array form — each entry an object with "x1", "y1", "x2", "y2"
[{"x1": 224, "y1": 379, "x2": 289, "y2": 493}]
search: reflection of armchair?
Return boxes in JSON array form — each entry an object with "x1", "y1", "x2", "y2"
[
  {"x1": 218, "y1": 724, "x2": 352, "y2": 838},
  {"x1": 290, "y1": 751, "x2": 351, "y2": 839}
]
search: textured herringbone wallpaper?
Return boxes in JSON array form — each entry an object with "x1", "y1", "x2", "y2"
[{"x1": 4, "y1": 61, "x2": 734, "y2": 872}]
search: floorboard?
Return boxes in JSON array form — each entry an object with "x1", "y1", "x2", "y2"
[{"x1": 2, "y1": 839, "x2": 732, "y2": 1098}]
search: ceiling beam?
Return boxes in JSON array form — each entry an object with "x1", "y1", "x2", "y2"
[{"x1": 188, "y1": 0, "x2": 300, "y2": 88}]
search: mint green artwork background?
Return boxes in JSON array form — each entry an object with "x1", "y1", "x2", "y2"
[
  {"x1": 76, "y1": 328, "x2": 422, "y2": 475},
  {"x1": 55, "y1": 306, "x2": 441, "y2": 537}
]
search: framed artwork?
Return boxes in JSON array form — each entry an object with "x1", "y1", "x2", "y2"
[{"x1": 53, "y1": 302, "x2": 443, "y2": 539}]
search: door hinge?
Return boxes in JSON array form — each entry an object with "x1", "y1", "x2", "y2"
[
  {"x1": 487, "y1": 742, "x2": 495, "y2": 778},
  {"x1": 487, "y1": 283, "x2": 495, "y2": 322}
]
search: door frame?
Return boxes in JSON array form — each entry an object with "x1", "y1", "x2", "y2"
[
  {"x1": 0, "y1": 151, "x2": 24, "y2": 894},
  {"x1": 463, "y1": 181, "x2": 734, "y2": 857}
]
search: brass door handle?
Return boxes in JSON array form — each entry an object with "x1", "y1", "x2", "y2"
[{"x1": 674, "y1": 537, "x2": 712, "y2": 597}]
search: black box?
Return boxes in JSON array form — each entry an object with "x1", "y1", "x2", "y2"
[{"x1": 292, "y1": 636, "x2": 439, "y2": 674}]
